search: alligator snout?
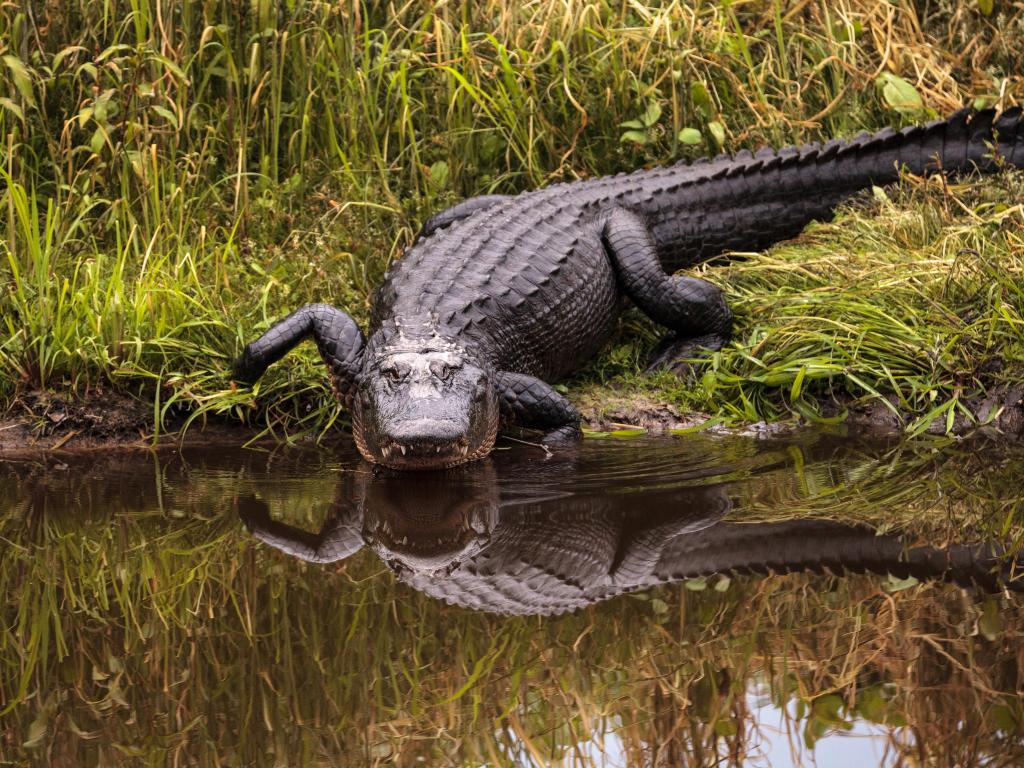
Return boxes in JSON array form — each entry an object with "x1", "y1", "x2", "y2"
[{"x1": 379, "y1": 419, "x2": 471, "y2": 462}]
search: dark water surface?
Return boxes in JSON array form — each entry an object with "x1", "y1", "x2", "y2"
[{"x1": 1, "y1": 433, "x2": 1022, "y2": 766}]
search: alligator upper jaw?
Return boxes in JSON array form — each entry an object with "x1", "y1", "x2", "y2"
[
  {"x1": 367, "y1": 423, "x2": 497, "y2": 470},
  {"x1": 375, "y1": 436, "x2": 476, "y2": 470}
]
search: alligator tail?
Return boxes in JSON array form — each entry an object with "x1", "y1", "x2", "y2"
[
  {"x1": 655, "y1": 519, "x2": 1021, "y2": 592},
  {"x1": 650, "y1": 108, "x2": 1024, "y2": 267}
]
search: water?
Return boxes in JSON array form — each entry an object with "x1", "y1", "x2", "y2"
[{"x1": 1, "y1": 433, "x2": 1022, "y2": 766}]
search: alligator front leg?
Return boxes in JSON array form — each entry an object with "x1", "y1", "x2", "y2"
[
  {"x1": 239, "y1": 496, "x2": 364, "y2": 564},
  {"x1": 602, "y1": 208, "x2": 732, "y2": 375},
  {"x1": 232, "y1": 303, "x2": 365, "y2": 406},
  {"x1": 494, "y1": 371, "x2": 582, "y2": 445}
]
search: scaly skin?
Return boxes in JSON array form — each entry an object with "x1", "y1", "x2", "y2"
[
  {"x1": 240, "y1": 457, "x2": 1021, "y2": 616},
  {"x1": 234, "y1": 108, "x2": 1024, "y2": 469}
]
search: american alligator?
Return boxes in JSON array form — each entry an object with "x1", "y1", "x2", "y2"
[
  {"x1": 239, "y1": 448, "x2": 1021, "y2": 616},
  {"x1": 234, "y1": 108, "x2": 1024, "y2": 469}
]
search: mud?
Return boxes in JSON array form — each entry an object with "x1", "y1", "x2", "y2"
[
  {"x1": 4, "y1": 384, "x2": 1024, "y2": 454},
  {"x1": 0, "y1": 389, "x2": 272, "y2": 453}
]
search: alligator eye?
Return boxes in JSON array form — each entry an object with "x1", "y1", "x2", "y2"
[{"x1": 430, "y1": 361, "x2": 453, "y2": 380}]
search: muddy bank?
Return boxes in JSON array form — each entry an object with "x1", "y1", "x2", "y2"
[
  {"x1": 574, "y1": 385, "x2": 1024, "y2": 442},
  {"x1": 4, "y1": 385, "x2": 1024, "y2": 454},
  {"x1": 0, "y1": 389, "x2": 272, "y2": 453}
]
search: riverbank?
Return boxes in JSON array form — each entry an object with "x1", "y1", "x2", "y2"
[
  {"x1": 2, "y1": 2, "x2": 1023, "y2": 450},
  {"x1": 6, "y1": 360, "x2": 1024, "y2": 454},
  {"x1": 5, "y1": 174, "x2": 1024, "y2": 452}
]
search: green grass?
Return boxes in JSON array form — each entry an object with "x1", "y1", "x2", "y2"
[
  {"x1": 585, "y1": 174, "x2": 1024, "y2": 432},
  {"x1": 2, "y1": 1, "x2": 1024, "y2": 438}
]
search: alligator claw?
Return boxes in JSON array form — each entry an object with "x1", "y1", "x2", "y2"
[{"x1": 646, "y1": 333, "x2": 726, "y2": 380}]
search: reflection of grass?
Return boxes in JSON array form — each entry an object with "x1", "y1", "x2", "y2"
[
  {"x1": 1, "y1": 3, "x2": 1024, "y2": 437},
  {"x1": 1, "y1": 443, "x2": 1022, "y2": 765}
]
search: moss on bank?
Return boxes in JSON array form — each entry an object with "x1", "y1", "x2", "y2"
[{"x1": 2, "y1": 1, "x2": 1024, "y2": 441}]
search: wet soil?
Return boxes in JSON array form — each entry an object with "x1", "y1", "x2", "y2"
[
  {"x1": 576, "y1": 383, "x2": 1024, "y2": 441},
  {"x1": 0, "y1": 388, "x2": 271, "y2": 453},
  {"x1": 4, "y1": 382, "x2": 1024, "y2": 453}
]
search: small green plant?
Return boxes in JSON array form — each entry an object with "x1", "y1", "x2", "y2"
[{"x1": 619, "y1": 99, "x2": 663, "y2": 145}]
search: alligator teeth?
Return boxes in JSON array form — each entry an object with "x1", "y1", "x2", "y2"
[{"x1": 399, "y1": 444, "x2": 407, "y2": 456}]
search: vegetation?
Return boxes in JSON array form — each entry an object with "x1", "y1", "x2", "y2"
[
  {"x1": 1, "y1": 438, "x2": 1023, "y2": 765},
  {"x1": 2, "y1": 1, "x2": 1024, "y2": 440}
]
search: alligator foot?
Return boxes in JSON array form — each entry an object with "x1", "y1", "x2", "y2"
[
  {"x1": 495, "y1": 371, "x2": 582, "y2": 443},
  {"x1": 541, "y1": 423, "x2": 583, "y2": 447},
  {"x1": 232, "y1": 303, "x2": 366, "y2": 404},
  {"x1": 646, "y1": 332, "x2": 726, "y2": 379},
  {"x1": 601, "y1": 208, "x2": 732, "y2": 377}
]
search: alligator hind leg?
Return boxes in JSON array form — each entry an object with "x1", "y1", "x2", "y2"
[
  {"x1": 232, "y1": 303, "x2": 365, "y2": 405},
  {"x1": 602, "y1": 208, "x2": 732, "y2": 376},
  {"x1": 495, "y1": 371, "x2": 582, "y2": 445}
]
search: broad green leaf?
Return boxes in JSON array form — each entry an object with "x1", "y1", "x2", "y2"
[
  {"x1": 708, "y1": 120, "x2": 726, "y2": 147},
  {"x1": 3, "y1": 55, "x2": 36, "y2": 108},
  {"x1": 684, "y1": 577, "x2": 707, "y2": 591},
  {"x1": 877, "y1": 72, "x2": 924, "y2": 116},
  {"x1": 690, "y1": 81, "x2": 714, "y2": 118},
  {"x1": 678, "y1": 127, "x2": 702, "y2": 145},
  {"x1": 151, "y1": 105, "x2": 179, "y2": 130},
  {"x1": 428, "y1": 160, "x2": 449, "y2": 190},
  {"x1": 640, "y1": 100, "x2": 662, "y2": 127},
  {"x1": 0, "y1": 97, "x2": 24, "y2": 122},
  {"x1": 90, "y1": 127, "x2": 106, "y2": 155},
  {"x1": 883, "y1": 574, "x2": 919, "y2": 592},
  {"x1": 619, "y1": 129, "x2": 649, "y2": 145}
]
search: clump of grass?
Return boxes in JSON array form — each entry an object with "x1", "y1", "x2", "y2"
[{"x1": 1, "y1": 1, "x2": 1023, "y2": 437}]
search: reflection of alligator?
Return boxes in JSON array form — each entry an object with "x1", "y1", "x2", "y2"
[
  {"x1": 233, "y1": 110, "x2": 1024, "y2": 470},
  {"x1": 240, "y1": 452, "x2": 1021, "y2": 616}
]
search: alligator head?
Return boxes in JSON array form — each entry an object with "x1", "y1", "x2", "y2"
[
  {"x1": 364, "y1": 462, "x2": 499, "y2": 576},
  {"x1": 351, "y1": 324, "x2": 499, "y2": 470}
]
